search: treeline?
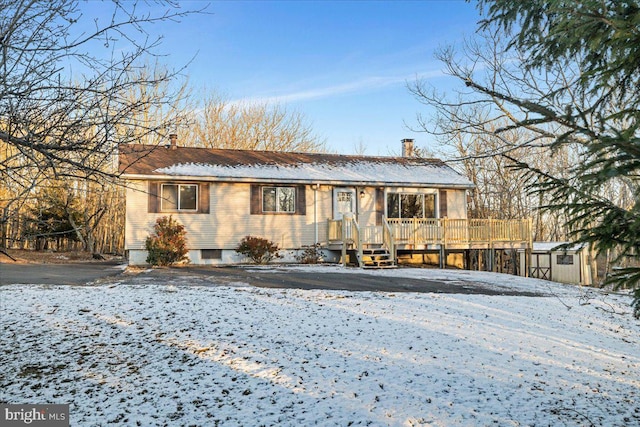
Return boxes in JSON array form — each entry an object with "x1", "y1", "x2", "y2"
[
  {"x1": 1, "y1": 182, "x2": 124, "y2": 254},
  {"x1": 1, "y1": 94, "x2": 328, "y2": 254},
  {"x1": 0, "y1": 93, "x2": 326, "y2": 254}
]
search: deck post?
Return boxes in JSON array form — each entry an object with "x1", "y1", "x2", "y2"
[
  {"x1": 488, "y1": 217, "x2": 493, "y2": 247},
  {"x1": 442, "y1": 217, "x2": 448, "y2": 247},
  {"x1": 341, "y1": 217, "x2": 348, "y2": 267},
  {"x1": 485, "y1": 249, "x2": 489, "y2": 272},
  {"x1": 440, "y1": 217, "x2": 448, "y2": 269},
  {"x1": 488, "y1": 217, "x2": 494, "y2": 272},
  {"x1": 527, "y1": 217, "x2": 533, "y2": 278}
]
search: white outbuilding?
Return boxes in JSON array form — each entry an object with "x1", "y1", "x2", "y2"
[{"x1": 520, "y1": 242, "x2": 595, "y2": 286}]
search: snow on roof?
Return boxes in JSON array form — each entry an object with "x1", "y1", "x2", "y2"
[
  {"x1": 154, "y1": 160, "x2": 471, "y2": 186},
  {"x1": 532, "y1": 242, "x2": 586, "y2": 252},
  {"x1": 118, "y1": 144, "x2": 474, "y2": 188}
]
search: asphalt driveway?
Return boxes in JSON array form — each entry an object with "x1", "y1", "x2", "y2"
[
  {"x1": 0, "y1": 262, "x2": 542, "y2": 296},
  {"x1": 179, "y1": 266, "x2": 542, "y2": 296},
  {"x1": 0, "y1": 261, "x2": 125, "y2": 285}
]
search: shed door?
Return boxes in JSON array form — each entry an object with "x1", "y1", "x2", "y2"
[
  {"x1": 530, "y1": 252, "x2": 552, "y2": 280},
  {"x1": 333, "y1": 188, "x2": 356, "y2": 219}
]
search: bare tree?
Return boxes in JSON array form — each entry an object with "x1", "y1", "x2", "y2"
[
  {"x1": 185, "y1": 93, "x2": 327, "y2": 152},
  {"x1": 409, "y1": 30, "x2": 585, "y2": 241},
  {"x1": 0, "y1": 0, "x2": 201, "y2": 249},
  {"x1": 119, "y1": 61, "x2": 194, "y2": 146},
  {"x1": 0, "y1": 1, "x2": 326, "y2": 254}
]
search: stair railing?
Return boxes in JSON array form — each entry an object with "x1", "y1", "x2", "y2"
[
  {"x1": 382, "y1": 216, "x2": 396, "y2": 265},
  {"x1": 341, "y1": 214, "x2": 363, "y2": 267}
]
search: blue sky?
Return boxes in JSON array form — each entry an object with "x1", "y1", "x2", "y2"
[{"x1": 90, "y1": 1, "x2": 483, "y2": 155}]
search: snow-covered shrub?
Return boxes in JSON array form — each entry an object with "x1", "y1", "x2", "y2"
[
  {"x1": 145, "y1": 216, "x2": 188, "y2": 266},
  {"x1": 235, "y1": 236, "x2": 280, "y2": 264}
]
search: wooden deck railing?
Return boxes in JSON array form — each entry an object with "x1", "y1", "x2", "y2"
[
  {"x1": 328, "y1": 217, "x2": 531, "y2": 247},
  {"x1": 388, "y1": 218, "x2": 531, "y2": 246},
  {"x1": 328, "y1": 219, "x2": 342, "y2": 242},
  {"x1": 331, "y1": 214, "x2": 364, "y2": 267}
]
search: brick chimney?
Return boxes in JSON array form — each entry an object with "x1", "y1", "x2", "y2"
[
  {"x1": 169, "y1": 133, "x2": 178, "y2": 150},
  {"x1": 401, "y1": 138, "x2": 414, "y2": 157}
]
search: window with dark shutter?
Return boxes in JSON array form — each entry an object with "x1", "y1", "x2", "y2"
[
  {"x1": 199, "y1": 183, "x2": 210, "y2": 213},
  {"x1": 295, "y1": 185, "x2": 306, "y2": 215},
  {"x1": 160, "y1": 183, "x2": 198, "y2": 211},
  {"x1": 148, "y1": 182, "x2": 159, "y2": 213}
]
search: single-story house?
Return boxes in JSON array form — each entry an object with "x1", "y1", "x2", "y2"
[
  {"x1": 119, "y1": 136, "x2": 530, "y2": 267},
  {"x1": 519, "y1": 242, "x2": 595, "y2": 286}
]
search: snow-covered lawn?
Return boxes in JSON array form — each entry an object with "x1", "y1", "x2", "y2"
[{"x1": 1, "y1": 266, "x2": 638, "y2": 426}]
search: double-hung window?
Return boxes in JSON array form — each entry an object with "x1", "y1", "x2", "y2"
[
  {"x1": 262, "y1": 186, "x2": 296, "y2": 213},
  {"x1": 161, "y1": 183, "x2": 198, "y2": 211}
]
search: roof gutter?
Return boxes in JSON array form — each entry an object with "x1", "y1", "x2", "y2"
[{"x1": 120, "y1": 174, "x2": 476, "y2": 189}]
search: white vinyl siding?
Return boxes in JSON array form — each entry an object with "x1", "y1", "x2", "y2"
[
  {"x1": 124, "y1": 181, "x2": 469, "y2": 258},
  {"x1": 444, "y1": 190, "x2": 467, "y2": 219},
  {"x1": 124, "y1": 181, "x2": 323, "y2": 251}
]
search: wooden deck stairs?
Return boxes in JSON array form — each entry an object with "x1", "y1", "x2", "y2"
[
  {"x1": 331, "y1": 216, "x2": 532, "y2": 270},
  {"x1": 360, "y1": 246, "x2": 396, "y2": 269}
]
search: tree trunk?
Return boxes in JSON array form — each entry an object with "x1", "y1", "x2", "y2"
[{"x1": 67, "y1": 212, "x2": 86, "y2": 251}]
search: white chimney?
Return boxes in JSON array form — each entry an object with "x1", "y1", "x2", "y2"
[{"x1": 401, "y1": 138, "x2": 415, "y2": 157}]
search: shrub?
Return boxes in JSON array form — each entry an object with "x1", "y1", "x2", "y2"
[
  {"x1": 145, "y1": 216, "x2": 189, "y2": 266},
  {"x1": 235, "y1": 236, "x2": 280, "y2": 264},
  {"x1": 295, "y1": 243, "x2": 324, "y2": 264}
]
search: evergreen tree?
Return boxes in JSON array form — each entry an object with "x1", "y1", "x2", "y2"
[{"x1": 474, "y1": 0, "x2": 640, "y2": 315}]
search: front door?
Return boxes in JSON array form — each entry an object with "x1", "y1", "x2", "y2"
[{"x1": 333, "y1": 188, "x2": 356, "y2": 220}]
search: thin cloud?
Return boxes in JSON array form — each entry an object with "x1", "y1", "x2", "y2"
[{"x1": 232, "y1": 69, "x2": 444, "y2": 105}]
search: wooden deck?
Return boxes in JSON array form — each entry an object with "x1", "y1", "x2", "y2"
[
  {"x1": 329, "y1": 217, "x2": 531, "y2": 248},
  {"x1": 328, "y1": 216, "x2": 532, "y2": 267}
]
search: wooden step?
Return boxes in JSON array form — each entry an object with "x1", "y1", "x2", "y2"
[
  {"x1": 363, "y1": 248, "x2": 389, "y2": 254},
  {"x1": 348, "y1": 248, "x2": 396, "y2": 269},
  {"x1": 363, "y1": 263, "x2": 396, "y2": 269},
  {"x1": 361, "y1": 248, "x2": 396, "y2": 269}
]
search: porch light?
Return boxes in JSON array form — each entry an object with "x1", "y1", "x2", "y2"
[{"x1": 359, "y1": 190, "x2": 365, "y2": 199}]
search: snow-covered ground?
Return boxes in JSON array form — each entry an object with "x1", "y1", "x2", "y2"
[{"x1": 1, "y1": 266, "x2": 638, "y2": 426}]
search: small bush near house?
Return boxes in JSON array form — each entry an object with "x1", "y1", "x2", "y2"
[
  {"x1": 235, "y1": 236, "x2": 280, "y2": 264},
  {"x1": 145, "y1": 216, "x2": 189, "y2": 266},
  {"x1": 295, "y1": 243, "x2": 323, "y2": 264}
]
